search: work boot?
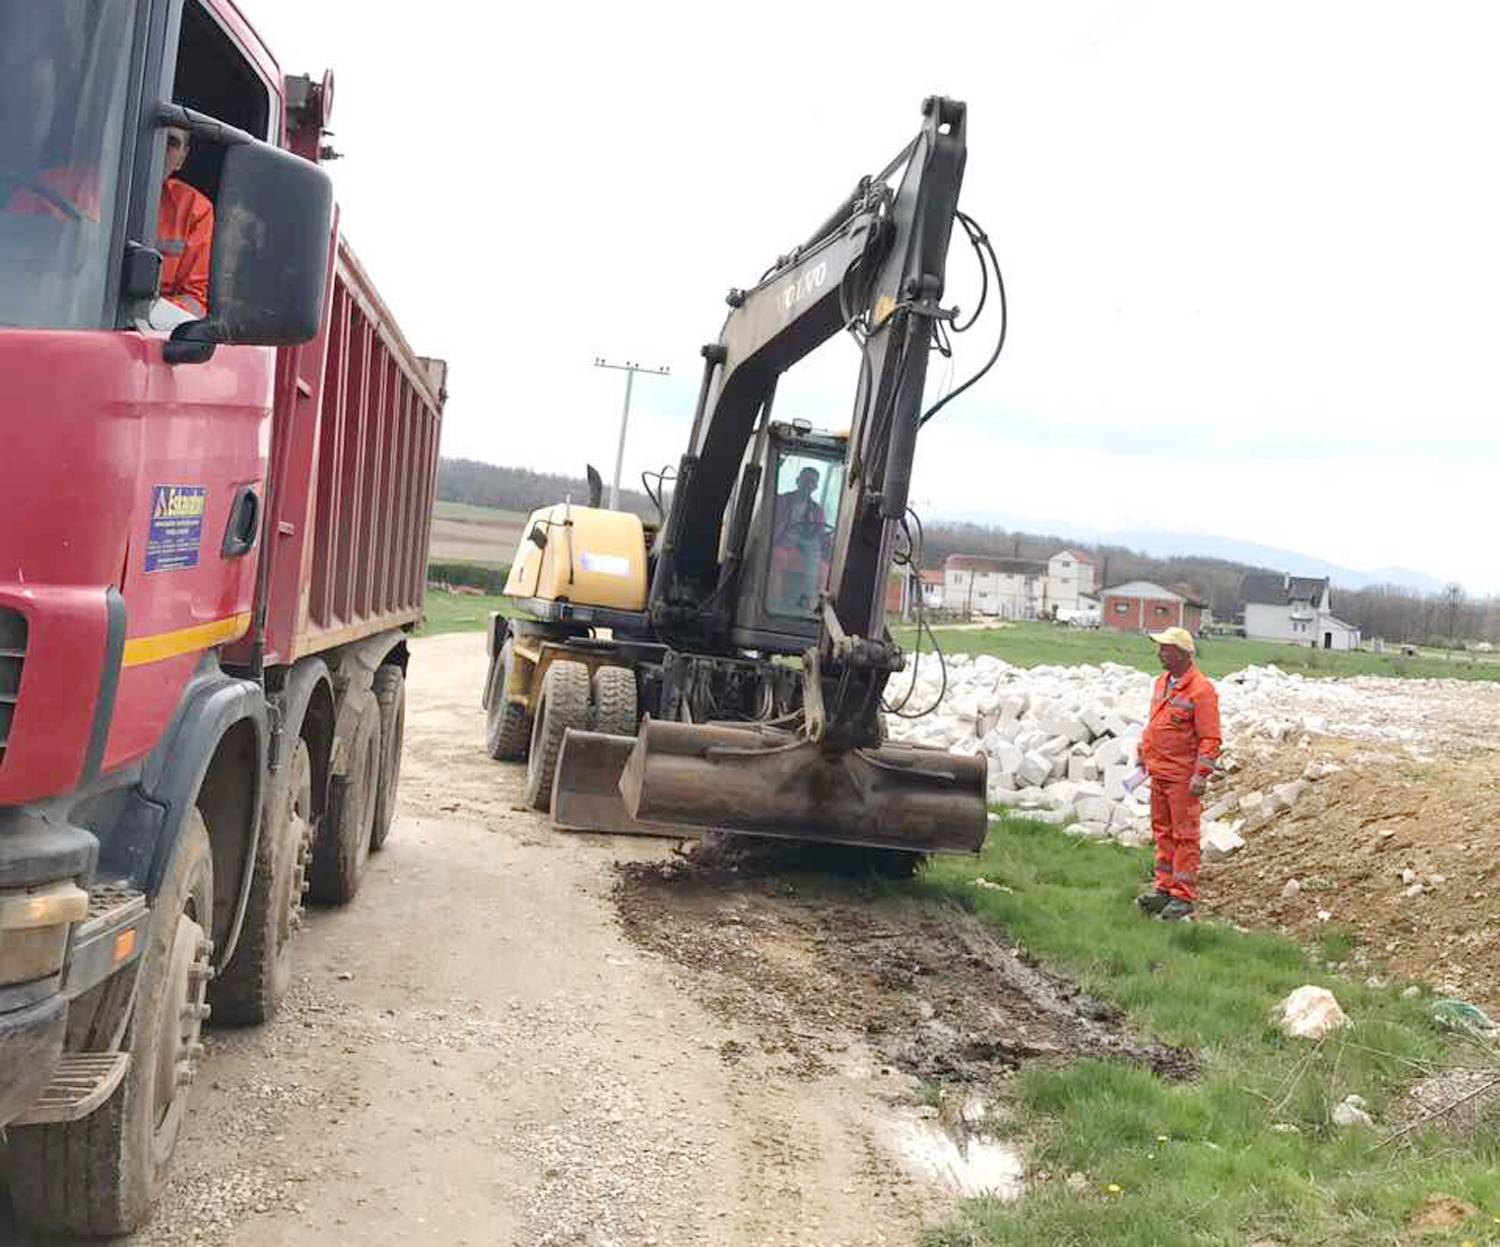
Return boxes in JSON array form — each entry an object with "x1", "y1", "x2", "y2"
[
  {"x1": 1135, "y1": 889, "x2": 1171, "y2": 915},
  {"x1": 1157, "y1": 898, "x2": 1195, "y2": 922}
]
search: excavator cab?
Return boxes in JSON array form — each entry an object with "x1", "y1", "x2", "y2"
[{"x1": 729, "y1": 422, "x2": 848, "y2": 654}]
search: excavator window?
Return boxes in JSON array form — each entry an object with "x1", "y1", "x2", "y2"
[{"x1": 766, "y1": 448, "x2": 845, "y2": 619}]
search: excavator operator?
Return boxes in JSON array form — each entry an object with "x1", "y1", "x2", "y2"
[{"x1": 769, "y1": 465, "x2": 830, "y2": 614}]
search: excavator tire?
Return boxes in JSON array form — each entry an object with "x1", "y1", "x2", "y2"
[
  {"x1": 524, "y1": 661, "x2": 590, "y2": 811},
  {"x1": 590, "y1": 666, "x2": 638, "y2": 737},
  {"x1": 485, "y1": 639, "x2": 531, "y2": 761}
]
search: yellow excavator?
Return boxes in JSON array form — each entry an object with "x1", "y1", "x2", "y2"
[{"x1": 481, "y1": 96, "x2": 999, "y2": 865}]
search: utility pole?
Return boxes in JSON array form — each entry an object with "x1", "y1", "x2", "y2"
[{"x1": 594, "y1": 358, "x2": 670, "y2": 510}]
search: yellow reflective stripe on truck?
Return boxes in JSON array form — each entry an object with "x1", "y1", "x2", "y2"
[{"x1": 121, "y1": 612, "x2": 252, "y2": 668}]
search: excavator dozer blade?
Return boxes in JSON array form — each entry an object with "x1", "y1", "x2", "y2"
[
  {"x1": 619, "y1": 719, "x2": 988, "y2": 855},
  {"x1": 550, "y1": 729, "x2": 702, "y2": 838}
]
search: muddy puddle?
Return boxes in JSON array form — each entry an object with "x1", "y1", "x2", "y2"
[
  {"x1": 883, "y1": 1113, "x2": 1025, "y2": 1199},
  {"x1": 614, "y1": 842, "x2": 1195, "y2": 1099}
]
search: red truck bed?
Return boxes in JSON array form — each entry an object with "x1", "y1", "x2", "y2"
[{"x1": 256, "y1": 236, "x2": 445, "y2": 667}]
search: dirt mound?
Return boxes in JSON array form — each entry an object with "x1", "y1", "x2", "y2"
[
  {"x1": 615, "y1": 849, "x2": 1194, "y2": 1087},
  {"x1": 1200, "y1": 743, "x2": 1500, "y2": 1010}
]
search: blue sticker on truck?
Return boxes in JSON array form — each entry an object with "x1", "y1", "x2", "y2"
[{"x1": 145, "y1": 485, "x2": 208, "y2": 572}]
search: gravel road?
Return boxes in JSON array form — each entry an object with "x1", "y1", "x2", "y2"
[{"x1": 4, "y1": 633, "x2": 1009, "y2": 1246}]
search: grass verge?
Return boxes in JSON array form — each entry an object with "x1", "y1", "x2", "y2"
[
  {"x1": 917, "y1": 816, "x2": 1500, "y2": 1246},
  {"x1": 417, "y1": 589, "x2": 508, "y2": 636},
  {"x1": 895, "y1": 622, "x2": 1500, "y2": 683}
]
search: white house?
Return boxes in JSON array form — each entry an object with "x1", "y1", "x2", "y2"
[
  {"x1": 1241, "y1": 573, "x2": 1361, "y2": 650},
  {"x1": 1046, "y1": 550, "x2": 1098, "y2": 613},
  {"x1": 942, "y1": 550, "x2": 1099, "y2": 620}
]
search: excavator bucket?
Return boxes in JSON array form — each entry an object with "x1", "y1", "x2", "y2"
[
  {"x1": 550, "y1": 729, "x2": 700, "y2": 838},
  {"x1": 618, "y1": 719, "x2": 988, "y2": 855}
]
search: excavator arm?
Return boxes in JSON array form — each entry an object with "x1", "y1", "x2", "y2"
[{"x1": 617, "y1": 97, "x2": 988, "y2": 856}]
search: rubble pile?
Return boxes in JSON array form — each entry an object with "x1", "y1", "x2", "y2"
[{"x1": 884, "y1": 656, "x2": 1381, "y2": 850}]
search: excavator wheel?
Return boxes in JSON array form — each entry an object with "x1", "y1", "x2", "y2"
[
  {"x1": 485, "y1": 639, "x2": 531, "y2": 761},
  {"x1": 590, "y1": 666, "x2": 638, "y2": 737},
  {"x1": 523, "y1": 660, "x2": 591, "y2": 811}
]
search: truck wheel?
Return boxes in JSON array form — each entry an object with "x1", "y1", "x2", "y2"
[
  {"x1": 6, "y1": 812, "x2": 215, "y2": 1237},
  {"x1": 308, "y1": 689, "x2": 380, "y2": 905},
  {"x1": 485, "y1": 639, "x2": 530, "y2": 761},
  {"x1": 523, "y1": 660, "x2": 590, "y2": 811},
  {"x1": 208, "y1": 739, "x2": 312, "y2": 1024},
  {"x1": 591, "y1": 666, "x2": 638, "y2": 737},
  {"x1": 370, "y1": 665, "x2": 405, "y2": 851}
]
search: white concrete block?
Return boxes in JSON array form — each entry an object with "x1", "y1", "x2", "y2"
[
  {"x1": 1075, "y1": 795, "x2": 1115, "y2": 824},
  {"x1": 1080, "y1": 706, "x2": 1111, "y2": 739},
  {"x1": 1094, "y1": 738, "x2": 1127, "y2": 769},
  {"x1": 1103, "y1": 763, "x2": 1132, "y2": 800},
  {"x1": 1202, "y1": 819, "x2": 1246, "y2": 861},
  {"x1": 1017, "y1": 753, "x2": 1052, "y2": 788},
  {"x1": 1046, "y1": 780, "x2": 1080, "y2": 811},
  {"x1": 1041, "y1": 715, "x2": 1092, "y2": 745},
  {"x1": 1038, "y1": 735, "x2": 1072, "y2": 759}
]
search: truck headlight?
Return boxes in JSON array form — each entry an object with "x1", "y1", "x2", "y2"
[{"x1": 0, "y1": 882, "x2": 88, "y2": 988}]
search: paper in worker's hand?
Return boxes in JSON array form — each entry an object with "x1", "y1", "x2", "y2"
[{"x1": 1121, "y1": 764, "x2": 1147, "y2": 794}]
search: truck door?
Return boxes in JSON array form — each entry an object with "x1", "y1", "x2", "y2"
[{"x1": 106, "y1": 0, "x2": 283, "y2": 768}]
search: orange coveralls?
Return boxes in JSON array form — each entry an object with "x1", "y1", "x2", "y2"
[
  {"x1": 1139, "y1": 665, "x2": 1221, "y2": 902},
  {"x1": 158, "y1": 177, "x2": 213, "y2": 316}
]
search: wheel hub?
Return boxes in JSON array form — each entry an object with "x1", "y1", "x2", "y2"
[{"x1": 152, "y1": 914, "x2": 213, "y2": 1135}]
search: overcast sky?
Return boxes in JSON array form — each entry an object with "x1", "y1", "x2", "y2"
[{"x1": 246, "y1": 0, "x2": 1500, "y2": 592}]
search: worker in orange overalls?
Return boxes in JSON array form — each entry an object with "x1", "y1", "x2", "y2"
[
  {"x1": 1135, "y1": 626, "x2": 1220, "y2": 922},
  {"x1": 158, "y1": 126, "x2": 213, "y2": 317}
]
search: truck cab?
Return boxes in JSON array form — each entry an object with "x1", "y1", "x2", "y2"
[{"x1": 0, "y1": 2, "x2": 444, "y2": 1234}]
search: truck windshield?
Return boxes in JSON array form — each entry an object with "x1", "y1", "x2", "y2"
[{"x1": 0, "y1": 0, "x2": 137, "y2": 330}]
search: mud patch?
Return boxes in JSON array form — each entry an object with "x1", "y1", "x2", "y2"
[{"x1": 614, "y1": 845, "x2": 1195, "y2": 1092}]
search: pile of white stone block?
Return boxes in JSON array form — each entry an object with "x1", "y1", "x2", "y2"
[{"x1": 883, "y1": 654, "x2": 1331, "y2": 854}]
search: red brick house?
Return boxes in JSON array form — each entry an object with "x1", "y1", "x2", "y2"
[{"x1": 1101, "y1": 581, "x2": 1205, "y2": 635}]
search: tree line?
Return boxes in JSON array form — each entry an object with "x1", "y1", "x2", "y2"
[
  {"x1": 436, "y1": 459, "x2": 1495, "y2": 645},
  {"x1": 437, "y1": 457, "x2": 660, "y2": 520}
]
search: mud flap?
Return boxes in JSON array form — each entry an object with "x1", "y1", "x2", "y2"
[
  {"x1": 618, "y1": 718, "x2": 988, "y2": 855},
  {"x1": 550, "y1": 730, "x2": 700, "y2": 838}
]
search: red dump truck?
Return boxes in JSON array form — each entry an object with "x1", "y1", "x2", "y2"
[{"x1": 0, "y1": 1, "x2": 443, "y2": 1234}]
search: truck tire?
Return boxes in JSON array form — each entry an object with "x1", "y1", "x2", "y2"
[
  {"x1": 485, "y1": 639, "x2": 530, "y2": 761},
  {"x1": 591, "y1": 666, "x2": 638, "y2": 737},
  {"x1": 208, "y1": 739, "x2": 312, "y2": 1024},
  {"x1": 6, "y1": 812, "x2": 215, "y2": 1237},
  {"x1": 370, "y1": 665, "x2": 405, "y2": 851},
  {"x1": 523, "y1": 660, "x2": 590, "y2": 811},
  {"x1": 308, "y1": 689, "x2": 380, "y2": 905}
]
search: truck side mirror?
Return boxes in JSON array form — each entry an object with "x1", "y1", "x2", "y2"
[
  {"x1": 164, "y1": 139, "x2": 334, "y2": 364},
  {"x1": 529, "y1": 524, "x2": 549, "y2": 549}
]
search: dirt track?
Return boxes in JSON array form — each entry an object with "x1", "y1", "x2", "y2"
[{"x1": 1, "y1": 633, "x2": 1176, "y2": 1245}]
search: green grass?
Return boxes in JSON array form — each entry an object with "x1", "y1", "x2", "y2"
[
  {"x1": 894, "y1": 622, "x2": 1500, "y2": 682},
  {"x1": 417, "y1": 589, "x2": 508, "y2": 636},
  {"x1": 432, "y1": 499, "x2": 529, "y2": 524},
  {"x1": 917, "y1": 818, "x2": 1500, "y2": 1246}
]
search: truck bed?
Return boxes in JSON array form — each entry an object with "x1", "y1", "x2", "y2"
[{"x1": 258, "y1": 233, "x2": 445, "y2": 666}]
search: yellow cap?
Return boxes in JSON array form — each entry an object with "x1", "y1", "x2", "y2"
[{"x1": 1148, "y1": 626, "x2": 1196, "y2": 654}]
